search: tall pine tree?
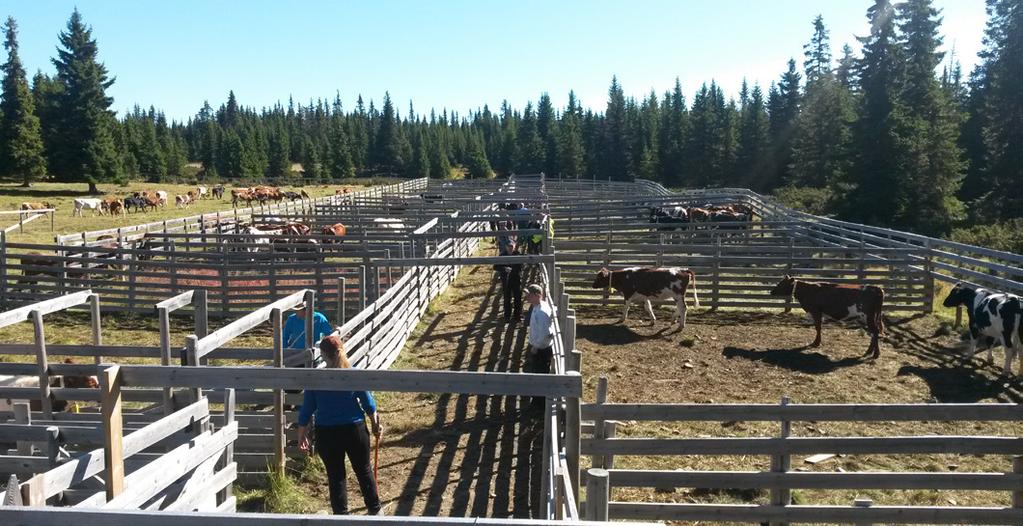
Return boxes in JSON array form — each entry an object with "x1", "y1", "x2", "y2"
[
  {"x1": 0, "y1": 17, "x2": 46, "y2": 186},
  {"x1": 50, "y1": 9, "x2": 123, "y2": 193},
  {"x1": 979, "y1": 0, "x2": 1023, "y2": 217}
]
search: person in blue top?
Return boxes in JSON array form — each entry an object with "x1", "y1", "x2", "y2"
[
  {"x1": 282, "y1": 306, "x2": 334, "y2": 351},
  {"x1": 297, "y1": 334, "x2": 382, "y2": 515}
]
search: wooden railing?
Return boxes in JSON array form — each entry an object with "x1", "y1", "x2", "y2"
[{"x1": 579, "y1": 377, "x2": 1023, "y2": 524}]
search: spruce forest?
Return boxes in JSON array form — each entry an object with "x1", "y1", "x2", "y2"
[{"x1": 0, "y1": 1, "x2": 1021, "y2": 248}]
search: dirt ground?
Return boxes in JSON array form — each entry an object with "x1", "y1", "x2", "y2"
[{"x1": 264, "y1": 257, "x2": 1022, "y2": 521}]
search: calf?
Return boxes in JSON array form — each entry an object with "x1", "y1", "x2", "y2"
[
  {"x1": 20, "y1": 202, "x2": 52, "y2": 211},
  {"x1": 212, "y1": 184, "x2": 225, "y2": 200},
  {"x1": 196, "y1": 186, "x2": 209, "y2": 199},
  {"x1": 591, "y1": 267, "x2": 700, "y2": 329},
  {"x1": 175, "y1": 194, "x2": 192, "y2": 208},
  {"x1": 72, "y1": 197, "x2": 102, "y2": 217},
  {"x1": 942, "y1": 283, "x2": 1023, "y2": 376},
  {"x1": 770, "y1": 276, "x2": 885, "y2": 358}
]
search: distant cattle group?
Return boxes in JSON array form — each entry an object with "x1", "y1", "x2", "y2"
[
  {"x1": 43, "y1": 184, "x2": 320, "y2": 217},
  {"x1": 649, "y1": 201, "x2": 754, "y2": 230}
]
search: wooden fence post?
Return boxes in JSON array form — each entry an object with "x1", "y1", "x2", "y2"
[
  {"x1": 271, "y1": 307, "x2": 286, "y2": 474},
  {"x1": 338, "y1": 276, "x2": 347, "y2": 326},
  {"x1": 100, "y1": 364, "x2": 124, "y2": 501},
  {"x1": 585, "y1": 468, "x2": 609, "y2": 521},
  {"x1": 602, "y1": 230, "x2": 612, "y2": 306},
  {"x1": 923, "y1": 238, "x2": 935, "y2": 313},
  {"x1": 218, "y1": 388, "x2": 236, "y2": 505},
  {"x1": 359, "y1": 265, "x2": 368, "y2": 312},
  {"x1": 195, "y1": 289, "x2": 209, "y2": 338},
  {"x1": 566, "y1": 371, "x2": 581, "y2": 509},
  {"x1": 13, "y1": 402, "x2": 31, "y2": 455},
  {"x1": 304, "y1": 290, "x2": 316, "y2": 350},
  {"x1": 0, "y1": 231, "x2": 6, "y2": 308},
  {"x1": 785, "y1": 237, "x2": 795, "y2": 313},
  {"x1": 770, "y1": 396, "x2": 792, "y2": 526},
  {"x1": 712, "y1": 237, "x2": 722, "y2": 311},
  {"x1": 592, "y1": 377, "x2": 608, "y2": 470},
  {"x1": 31, "y1": 310, "x2": 53, "y2": 419},
  {"x1": 89, "y1": 293, "x2": 102, "y2": 364},
  {"x1": 158, "y1": 306, "x2": 173, "y2": 414}
]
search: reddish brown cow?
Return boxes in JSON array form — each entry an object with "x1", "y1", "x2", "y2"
[
  {"x1": 592, "y1": 266, "x2": 700, "y2": 330},
  {"x1": 321, "y1": 223, "x2": 347, "y2": 243},
  {"x1": 769, "y1": 275, "x2": 885, "y2": 358},
  {"x1": 20, "y1": 202, "x2": 52, "y2": 211}
]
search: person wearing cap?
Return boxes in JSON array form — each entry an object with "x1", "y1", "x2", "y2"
[
  {"x1": 283, "y1": 305, "x2": 334, "y2": 352},
  {"x1": 493, "y1": 238, "x2": 522, "y2": 321},
  {"x1": 525, "y1": 283, "x2": 555, "y2": 408},
  {"x1": 297, "y1": 334, "x2": 382, "y2": 515}
]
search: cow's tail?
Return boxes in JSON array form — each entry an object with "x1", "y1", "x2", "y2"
[{"x1": 688, "y1": 269, "x2": 701, "y2": 308}]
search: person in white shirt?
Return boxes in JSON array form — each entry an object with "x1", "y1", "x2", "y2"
[{"x1": 525, "y1": 283, "x2": 555, "y2": 409}]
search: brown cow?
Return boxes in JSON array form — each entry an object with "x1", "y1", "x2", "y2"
[
  {"x1": 592, "y1": 267, "x2": 700, "y2": 329},
  {"x1": 321, "y1": 223, "x2": 347, "y2": 243},
  {"x1": 20, "y1": 202, "x2": 52, "y2": 211},
  {"x1": 769, "y1": 275, "x2": 885, "y2": 358}
]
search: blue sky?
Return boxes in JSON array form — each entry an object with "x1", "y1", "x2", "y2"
[{"x1": 6, "y1": 1, "x2": 988, "y2": 122}]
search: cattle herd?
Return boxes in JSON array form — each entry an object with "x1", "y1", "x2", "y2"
[
  {"x1": 17, "y1": 184, "x2": 315, "y2": 217},
  {"x1": 591, "y1": 265, "x2": 1021, "y2": 376},
  {"x1": 648, "y1": 201, "x2": 754, "y2": 229}
]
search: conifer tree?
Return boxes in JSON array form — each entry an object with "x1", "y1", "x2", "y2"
[
  {"x1": 735, "y1": 84, "x2": 770, "y2": 188},
  {"x1": 767, "y1": 59, "x2": 802, "y2": 188},
  {"x1": 559, "y1": 91, "x2": 585, "y2": 178},
  {"x1": 658, "y1": 79, "x2": 688, "y2": 187},
  {"x1": 50, "y1": 9, "x2": 122, "y2": 193},
  {"x1": 979, "y1": 0, "x2": 1023, "y2": 217},
  {"x1": 790, "y1": 15, "x2": 854, "y2": 188},
  {"x1": 894, "y1": 0, "x2": 965, "y2": 233},
  {"x1": 601, "y1": 76, "x2": 632, "y2": 181},
  {"x1": 536, "y1": 93, "x2": 559, "y2": 174},
  {"x1": 845, "y1": 0, "x2": 906, "y2": 225},
  {"x1": 466, "y1": 133, "x2": 493, "y2": 179},
  {"x1": 375, "y1": 92, "x2": 406, "y2": 172},
  {"x1": 836, "y1": 44, "x2": 859, "y2": 90},
  {"x1": 0, "y1": 17, "x2": 46, "y2": 186},
  {"x1": 514, "y1": 102, "x2": 543, "y2": 173}
]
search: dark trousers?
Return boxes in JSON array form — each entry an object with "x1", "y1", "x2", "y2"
[
  {"x1": 315, "y1": 422, "x2": 381, "y2": 515},
  {"x1": 499, "y1": 268, "x2": 522, "y2": 319},
  {"x1": 528, "y1": 345, "x2": 553, "y2": 408}
]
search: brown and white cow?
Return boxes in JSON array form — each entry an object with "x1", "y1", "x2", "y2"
[
  {"x1": 769, "y1": 275, "x2": 885, "y2": 358},
  {"x1": 592, "y1": 267, "x2": 700, "y2": 329}
]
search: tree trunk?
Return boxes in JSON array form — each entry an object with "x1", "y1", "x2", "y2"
[
  {"x1": 88, "y1": 182, "x2": 99, "y2": 195},
  {"x1": 20, "y1": 177, "x2": 31, "y2": 188}
]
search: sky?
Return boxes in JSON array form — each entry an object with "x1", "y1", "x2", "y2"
[{"x1": 6, "y1": 1, "x2": 989, "y2": 123}]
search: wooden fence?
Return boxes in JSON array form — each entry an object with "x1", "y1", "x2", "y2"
[
  {"x1": 578, "y1": 377, "x2": 1023, "y2": 524},
  {"x1": 1, "y1": 209, "x2": 56, "y2": 235}
]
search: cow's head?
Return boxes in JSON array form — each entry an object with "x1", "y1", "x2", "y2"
[
  {"x1": 942, "y1": 282, "x2": 975, "y2": 308},
  {"x1": 592, "y1": 268, "x2": 612, "y2": 289},
  {"x1": 770, "y1": 275, "x2": 796, "y2": 297}
]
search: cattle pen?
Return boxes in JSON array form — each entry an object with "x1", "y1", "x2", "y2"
[{"x1": 0, "y1": 173, "x2": 1022, "y2": 525}]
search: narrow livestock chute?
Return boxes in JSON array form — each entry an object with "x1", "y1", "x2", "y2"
[
  {"x1": 942, "y1": 282, "x2": 1023, "y2": 376},
  {"x1": 769, "y1": 275, "x2": 885, "y2": 358},
  {"x1": 592, "y1": 266, "x2": 700, "y2": 330}
]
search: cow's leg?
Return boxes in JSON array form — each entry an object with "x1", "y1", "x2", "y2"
[
  {"x1": 810, "y1": 311, "x2": 823, "y2": 347},
  {"x1": 620, "y1": 300, "x2": 630, "y2": 323},
  {"x1": 645, "y1": 300, "x2": 657, "y2": 325},
  {"x1": 676, "y1": 298, "x2": 687, "y2": 330},
  {"x1": 963, "y1": 327, "x2": 980, "y2": 363},
  {"x1": 1000, "y1": 327, "x2": 1016, "y2": 376}
]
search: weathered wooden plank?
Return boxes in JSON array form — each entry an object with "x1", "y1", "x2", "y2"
[
  {"x1": 0, "y1": 290, "x2": 93, "y2": 329},
  {"x1": 595, "y1": 469, "x2": 1023, "y2": 491},
  {"x1": 154, "y1": 291, "x2": 194, "y2": 311},
  {"x1": 582, "y1": 436, "x2": 1023, "y2": 456},
  {"x1": 581, "y1": 403, "x2": 1023, "y2": 422},
  {"x1": 606, "y1": 502, "x2": 1023, "y2": 524},
  {"x1": 193, "y1": 290, "x2": 309, "y2": 358}
]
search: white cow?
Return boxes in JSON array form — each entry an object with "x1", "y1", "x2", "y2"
[
  {"x1": 155, "y1": 190, "x2": 168, "y2": 207},
  {"x1": 73, "y1": 198, "x2": 103, "y2": 217},
  {"x1": 196, "y1": 186, "x2": 209, "y2": 200}
]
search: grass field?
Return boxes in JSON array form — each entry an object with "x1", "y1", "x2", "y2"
[{"x1": 0, "y1": 180, "x2": 366, "y2": 245}]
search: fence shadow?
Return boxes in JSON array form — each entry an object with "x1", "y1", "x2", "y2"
[{"x1": 721, "y1": 345, "x2": 866, "y2": 374}]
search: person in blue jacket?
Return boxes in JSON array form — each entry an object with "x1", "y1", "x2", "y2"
[{"x1": 297, "y1": 334, "x2": 382, "y2": 515}]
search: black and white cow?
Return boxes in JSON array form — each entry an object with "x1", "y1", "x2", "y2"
[
  {"x1": 592, "y1": 267, "x2": 700, "y2": 329},
  {"x1": 942, "y1": 283, "x2": 1023, "y2": 376}
]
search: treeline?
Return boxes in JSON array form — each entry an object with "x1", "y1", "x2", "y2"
[{"x1": 0, "y1": 1, "x2": 1020, "y2": 239}]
